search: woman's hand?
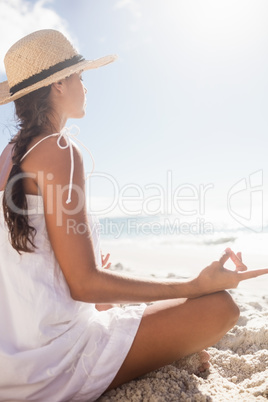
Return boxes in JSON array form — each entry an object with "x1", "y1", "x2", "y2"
[
  {"x1": 192, "y1": 248, "x2": 268, "y2": 297},
  {"x1": 101, "y1": 253, "x2": 111, "y2": 270}
]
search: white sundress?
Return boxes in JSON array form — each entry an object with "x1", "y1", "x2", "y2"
[{"x1": 0, "y1": 128, "x2": 146, "y2": 401}]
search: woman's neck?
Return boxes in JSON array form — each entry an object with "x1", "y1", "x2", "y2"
[{"x1": 45, "y1": 107, "x2": 68, "y2": 134}]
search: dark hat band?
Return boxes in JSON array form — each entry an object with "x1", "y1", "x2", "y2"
[{"x1": 10, "y1": 54, "x2": 85, "y2": 95}]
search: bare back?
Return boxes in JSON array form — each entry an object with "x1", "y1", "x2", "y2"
[
  {"x1": 0, "y1": 135, "x2": 47, "y2": 195},
  {"x1": 0, "y1": 143, "x2": 13, "y2": 191}
]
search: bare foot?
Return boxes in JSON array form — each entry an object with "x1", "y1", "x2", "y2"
[
  {"x1": 198, "y1": 350, "x2": 210, "y2": 372},
  {"x1": 174, "y1": 350, "x2": 210, "y2": 374}
]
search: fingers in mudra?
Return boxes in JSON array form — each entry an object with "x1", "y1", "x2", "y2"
[
  {"x1": 225, "y1": 248, "x2": 247, "y2": 272},
  {"x1": 220, "y1": 248, "x2": 268, "y2": 283},
  {"x1": 196, "y1": 249, "x2": 268, "y2": 297}
]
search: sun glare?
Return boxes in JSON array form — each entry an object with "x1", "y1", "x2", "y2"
[{"x1": 161, "y1": 0, "x2": 263, "y2": 49}]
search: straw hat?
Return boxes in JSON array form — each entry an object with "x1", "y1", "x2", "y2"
[{"x1": 0, "y1": 29, "x2": 117, "y2": 105}]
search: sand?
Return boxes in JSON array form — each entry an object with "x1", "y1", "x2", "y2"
[{"x1": 98, "y1": 290, "x2": 268, "y2": 401}]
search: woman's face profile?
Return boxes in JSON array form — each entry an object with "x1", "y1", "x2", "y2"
[{"x1": 62, "y1": 72, "x2": 87, "y2": 119}]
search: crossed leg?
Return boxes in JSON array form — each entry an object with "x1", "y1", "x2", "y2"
[{"x1": 105, "y1": 290, "x2": 239, "y2": 392}]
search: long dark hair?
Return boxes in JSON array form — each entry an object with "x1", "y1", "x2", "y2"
[{"x1": 2, "y1": 86, "x2": 53, "y2": 253}]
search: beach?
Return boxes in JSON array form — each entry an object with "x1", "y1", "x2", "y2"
[{"x1": 97, "y1": 233, "x2": 268, "y2": 401}]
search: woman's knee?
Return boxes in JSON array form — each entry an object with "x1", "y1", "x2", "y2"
[{"x1": 211, "y1": 290, "x2": 240, "y2": 328}]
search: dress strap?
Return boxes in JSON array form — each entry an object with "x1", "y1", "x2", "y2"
[{"x1": 20, "y1": 125, "x2": 95, "y2": 204}]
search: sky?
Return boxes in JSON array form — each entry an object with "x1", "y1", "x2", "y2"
[{"x1": 0, "y1": 0, "x2": 268, "y2": 225}]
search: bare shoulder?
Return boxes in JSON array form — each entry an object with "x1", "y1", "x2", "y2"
[
  {"x1": 22, "y1": 134, "x2": 83, "y2": 170},
  {"x1": 20, "y1": 133, "x2": 85, "y2": 197}
]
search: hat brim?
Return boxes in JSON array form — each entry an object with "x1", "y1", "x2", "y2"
[{"x1": 0, "y1": 54, "x2": 117, "y2": 105}]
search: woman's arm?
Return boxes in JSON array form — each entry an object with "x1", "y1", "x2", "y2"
[{"x1": 25, "y1": 138, "x2": 268, "y2": 304}]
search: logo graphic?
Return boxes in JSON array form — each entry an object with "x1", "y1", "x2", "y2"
[{"x1": 227, "y1": 170, "x2": 263, "y2": 232}]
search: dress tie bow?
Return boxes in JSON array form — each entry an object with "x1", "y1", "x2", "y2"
[{"x1": 20, "y1": 125, "x2": 95, "y2": 204}]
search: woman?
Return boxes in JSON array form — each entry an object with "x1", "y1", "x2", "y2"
[{"x1": 0, "y1": 29, "x2": 267, "y2": 401}]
